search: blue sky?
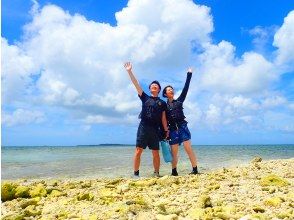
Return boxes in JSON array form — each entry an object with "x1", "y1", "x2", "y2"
[{"x1": 2, "y1": 0, "x2": 294, "y2": 146}]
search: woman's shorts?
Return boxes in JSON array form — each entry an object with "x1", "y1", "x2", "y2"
[{"x1": 169, "y1": 122, "x2": 191, "y2": 145}]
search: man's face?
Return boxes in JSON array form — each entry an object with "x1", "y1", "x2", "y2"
[{"x1": 150, "y1": 83, "x2": 160, "y2": 94}]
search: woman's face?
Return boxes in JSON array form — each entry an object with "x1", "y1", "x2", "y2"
[{"x1": 165, "y1": 86, "x2": 174, "y2": 99}]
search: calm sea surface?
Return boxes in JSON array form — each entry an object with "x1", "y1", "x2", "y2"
[{"x1": 2, "y1": 145, "x2": 294, "y2": 179}]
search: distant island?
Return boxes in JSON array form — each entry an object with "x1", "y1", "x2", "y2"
[{"x1": 77, "y1": 144, "x2": 132, "y2": 146}]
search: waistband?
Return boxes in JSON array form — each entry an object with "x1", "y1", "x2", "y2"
[
  {"x1": 140, "y1": 120, "x2": 160, "y2": 128},
  {"x1": 169, "y1": 120, "x2": 187, "y2": 131}
]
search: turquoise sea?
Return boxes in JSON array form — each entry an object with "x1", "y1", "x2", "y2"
[{"x1": 2, "y1": 145, "x2": 294, "y2": 180}]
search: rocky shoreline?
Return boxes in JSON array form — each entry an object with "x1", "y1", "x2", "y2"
[{"x1": 1, "y1": 158, "x2": 293, "y2": 219}]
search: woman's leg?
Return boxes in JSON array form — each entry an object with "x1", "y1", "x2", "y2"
[
  {"x1": 171, "y1": 144, "x2": 179, "y2": 176},
  {"x1": 171, "y1": 144, "x2": 179, "y2": 169},
  {"x1": 183, "y1": 140, "x2": 197, "y2": 168}
]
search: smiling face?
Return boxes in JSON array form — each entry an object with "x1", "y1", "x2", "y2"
[
  {"x1": 165, "y1": 86, "x2": 174, "y2": 99},
  {"x1": 149, "y1": 83, "x2": 160, "y2": 95}
]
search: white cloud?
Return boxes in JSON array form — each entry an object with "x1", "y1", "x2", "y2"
[
  {"x1": 205, "y1": 104, "x2": 221, "y2": 128},
  {"x1": 239, "y1": 115, "x2": 253, "y2": 124},
  {"x1": 226, "y1": 95, "x2": 259, "y2": 110},
  {"x1": 198, "y1": 41, "x2": 276, "y2": 93},
  {"x1": 1, "y1": 1, "x2": 293, "y2": 133},
  {"x1": 39, "y1": 76, "x2": 80, "y2": 105},
  {"x1": 183, "y1": 100, "x2": 202, "y2": 127},
  {"x1": 1, "y1": 0, "x2": 212, "y2": 125},
  {"x1": 264, "y1": 111, "x2": 294, "y2": 133},
  {"x1": 262, "y1": 95, "x2": 287, "y2": 108},
  {"x1": 2, "y1": 109, "x2": 45, "y2": 126},
  {"x1": 273, "y1": 10, "x2": 294, "y2": 70},
  {"x1": 1, "y1": 38, "x2": 39, "y2": 104},
  {"x1": 185, "y1": 92, "x2": 293, "y2": 132},
  {"x1": 83, "y1": 115, "x2": 108, "y2": 124},
  {"x1": 248, "y1": 25, "x2": 277, "y2": 53},
  {"x1": 83, "y1": 113, "x2": 138, "y2": 125},
  {"x1": 249, "y1": 26, "x2": 270, "y2": 44},
  {"x1": 201, "y1": 95, "x2": 257, "y2": 128}
]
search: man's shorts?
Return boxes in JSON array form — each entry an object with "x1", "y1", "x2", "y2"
[
  {"x1": 169, "y1": 122, "x2": 191, "y2": 145},
  {"x1": 136, "y1": 122, "x2": 160, "y2": 150}
]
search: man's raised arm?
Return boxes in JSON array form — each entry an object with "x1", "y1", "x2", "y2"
[{"x1": 124, "y1": 62, "x2": 143, "y2": 96}]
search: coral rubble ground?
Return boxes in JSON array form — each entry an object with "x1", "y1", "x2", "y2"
[{"x1": 1, "y1": 158, "x2": 293, "y2": 219}]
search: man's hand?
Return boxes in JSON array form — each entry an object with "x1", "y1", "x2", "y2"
[
  {"x1": 124, "y1": 62, "x2": 132, "y2": 71},
  {"x1": 188, "y1": 67, "x2": 193, "y2": 74},
  {"x1": 124, "y1": 62, "x2": 143, "y2": 95},
  {"x1": 165, "y1": 130, "x2": 170, "y2": 140}
]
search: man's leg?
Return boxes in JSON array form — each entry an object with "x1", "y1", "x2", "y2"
[
  {"x1": 134, "y1": 147, "x2": 144, "y2": 174},
  {"x1": 152, "y1": 149, "x2": 160, "y2": 173}
]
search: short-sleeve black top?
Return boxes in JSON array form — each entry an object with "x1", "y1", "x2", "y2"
[{"x1": 139, "y1": 92, "x2": 167, "y2": 127}]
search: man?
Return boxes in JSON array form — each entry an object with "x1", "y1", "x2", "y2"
[{"x1": 124, "y1": 62, "x2": 169, "y2": 177}]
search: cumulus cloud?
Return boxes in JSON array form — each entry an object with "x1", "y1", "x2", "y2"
[
  {"x1": 262, "y1": 95, "x2": 287, "y2": 108},
  {"x1": 116, "y1": 0, "x2": 213, "y2": 66},
  {"x1": 273, "y1": 10, "x2": 294, "y2": 70},
  {"x1": 200, "y1": 94, "x2": 259, "y2": 129},
  {"x1": 83, "y1": 113, "x2": 137, "y2": 125},
  {"x1": 193, "y1": 93, "x2": 292, "y2": 132},
  {"x1": 1, "y1": 38, "x2": 39, "y2": 104},
  {"x1": 1, "y1": 0, "x2": 293, "y2": 134},
  {"x1": 2, "y1": 109, "x2": 45, "y2": 126},
  {"x1": 264, "y1": 111, "x2": 294, "y2": 133},
  {"x1": 197, "y1": 41, "x2": 276, "y2": 93},
  {"x1": 248, "y1": 25, "x2": 277, "y2": 53},
  {"x1": 205, "y1": 104, "x2": 221, "y2": 128},
  {"x1": 1, "y1": 0, "x2": 213, "y2": 126}
]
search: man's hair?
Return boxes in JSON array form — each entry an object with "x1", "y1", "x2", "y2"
[
  {"x1": 149, "y1": 80, "x2": 161, "y2": 92},
  {"x1": 162, "y1": 85, "x2": 174, "y2": 98}
]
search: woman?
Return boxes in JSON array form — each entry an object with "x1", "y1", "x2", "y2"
[{"x1": 162, "y1": 68, "x2": 198, "y2": 176}]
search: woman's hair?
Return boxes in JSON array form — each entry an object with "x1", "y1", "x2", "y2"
[{"x1": 162, "y1": 85, "x2": 174, "y2": 98}]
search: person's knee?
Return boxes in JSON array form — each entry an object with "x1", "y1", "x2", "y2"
[
  {"x1": 183, "y1": 141, "x2": 192, "y2": 149},
  {"x1": 183, "y1": 139, "x2": 191, "y2": 145},
  {"x1": 171, "y1": 145, "x2": 179, "y2": 154},
  {"x1": 171, "y1": 148, "x2": 178, "y2": 154},
  {"x1": 135, "y1": 147, "x2": 143, "y2": 156},
  {"x1": 173, "y1": 151, "x2": 178, "y2": 158},
  {"x1": 185, "y1": 146, "x2": 192, "y2": 152}
]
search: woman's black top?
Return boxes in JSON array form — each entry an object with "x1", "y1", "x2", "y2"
[{"x1": 166, "y1": 72, "x2": 192, "y2": 130}]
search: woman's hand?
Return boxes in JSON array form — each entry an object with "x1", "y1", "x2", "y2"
[{"x1": 187, "y1": 67, "x2": 193, "y2": 73}]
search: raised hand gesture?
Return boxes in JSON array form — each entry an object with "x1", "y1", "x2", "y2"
[
  {"x1": 187, "y1": 67, "x2": 193, "y2": 74},
  {"x1": 123, "y1": 62, "x2": 143, "y2": 95},
  {"x1": 124, "y1": 62, "x2": 132, "y2": 72}
]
